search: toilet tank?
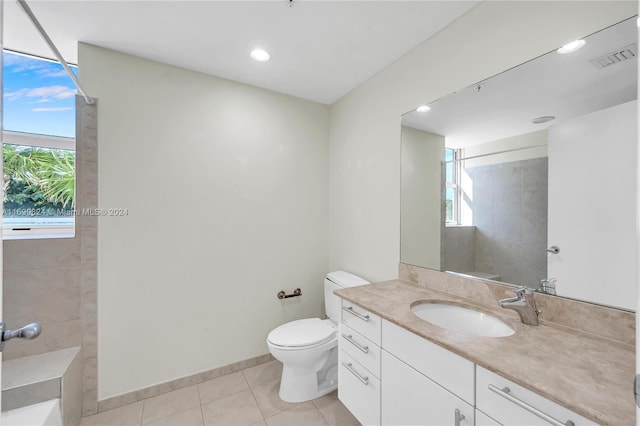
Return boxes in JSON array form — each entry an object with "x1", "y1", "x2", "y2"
[{"x1": 324, "y1": 271, "x2": 370, "y2": 323}]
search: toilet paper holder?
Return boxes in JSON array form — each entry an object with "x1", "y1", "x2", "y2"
[{"x1": 278, "y1": 288, "x2": 302, "y2": 299}]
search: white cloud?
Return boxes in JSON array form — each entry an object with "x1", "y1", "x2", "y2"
[
  {"x1": 40, "y1": 69, "x2": 70, "y2": 78},
  {"x1": 4, "y1": 85, "x2": 76, "y2": 103},
  {"x1": 28, "y1": 85, "x2": 76, "y2": 99},
  {"x1": 4, "y1": 88, "x2": 29, "y2": 100},
  {"x1": 32, "y1": 107, "x2": 74, "y2": 112}
]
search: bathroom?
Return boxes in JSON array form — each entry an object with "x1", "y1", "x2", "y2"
[{"x1": 0, "y1": 1, "x2": 637, "y2": 425}]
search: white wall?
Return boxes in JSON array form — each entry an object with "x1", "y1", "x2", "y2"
[
  {"x1": 328, "y1": 1, "x2": 637, "y2": 282},
  {"x1": 548, "y1": 100, "x2": 637, "y2": 310},
  {"x1": 400, "y1": 126, "x2": 444, "y2": 269},
  {"x1": 79, "y1": 44, "x2": 330, "y2": 399}
]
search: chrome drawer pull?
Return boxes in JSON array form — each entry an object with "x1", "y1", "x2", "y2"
[
  {"x1": 342, "y1": 333, "x2": 369, "y2": 353},
  {"x1": 343, "y1": 306, "x2": 370, "y2": 322},
  {"x1": 454, "y1": 408, "x2": 466, "y2": 426},
  {"x1": 488, "y1": 384, "x2": 575, "y2": 426},
  {"x1": 342, "y1": 362, "x2": 369, "y2": 385}
]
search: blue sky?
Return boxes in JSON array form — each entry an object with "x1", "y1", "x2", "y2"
[{"x1": 3, "y1": 50, "x2": 77, "y2": 138}]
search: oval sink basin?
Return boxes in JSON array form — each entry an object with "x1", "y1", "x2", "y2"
[{"x1": 411, "y1": 303, "x2": 515, "y2": 337}]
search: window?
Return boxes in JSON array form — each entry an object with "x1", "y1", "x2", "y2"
[
  {"x1": 445, "y1": 148, "x2": 461, "y2": 225},
  {"x1": 3, "y1": 50, "x2": 77, "y2": 239}
]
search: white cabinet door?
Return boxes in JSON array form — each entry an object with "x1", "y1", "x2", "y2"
[
  {"x1": 381, "y1": 320, "x2": 474, "y2": 404},
  {"x1": 381, "y1": 351, "x2": 473, "y2": 426},
  {"x1": 475, "y1": 410, "x2": 502, "y2": 426}
]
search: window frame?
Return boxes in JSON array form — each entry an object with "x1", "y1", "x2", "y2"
[
  {"x1": 445, "y1": 148, "x2": 462, "y2": 226},
  {"x1": 3, "y1": 130, "x2": 76, "y2": 240}
]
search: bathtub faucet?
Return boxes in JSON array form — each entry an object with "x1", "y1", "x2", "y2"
[{"x1": 0, "y1": 322, "x2": 42, "y2": 351}]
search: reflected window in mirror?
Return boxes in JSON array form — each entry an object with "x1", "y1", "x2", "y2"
[{"x1": 444, "y1": 148, "x2": 462, "y2": 225}]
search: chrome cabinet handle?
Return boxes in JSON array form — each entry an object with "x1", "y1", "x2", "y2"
[
  {"x1": 341, "y1": 362, "x2": 369, "y2": 385},
  {"x1": 342, "y1": 333, "x2": 369, "y2": 353},
  {"x1": 343, "y1": 306, "x2": 370, "y2": 322},
  {"x1": 488, "y1": 384, "x2": 575, "y2": 426},
  {"x1": 454, "y1": 408, "x2": 466, "y2": 426}
]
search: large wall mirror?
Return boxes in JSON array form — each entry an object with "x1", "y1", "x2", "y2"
[{"x1": 400, "y1": 17, "x2": 637, "y2": 311}]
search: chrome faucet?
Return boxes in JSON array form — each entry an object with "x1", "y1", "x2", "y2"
[
  {"x1": 536, "y1": 278, "x2": 557, "y2": 295},
  {"x1": 498, "y1": 286, "x2": 539, "y2": 326}
]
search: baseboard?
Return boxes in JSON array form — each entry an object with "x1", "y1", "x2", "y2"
[{"x1": 97, "y1": 353, "x2": 274, "y2": 413}]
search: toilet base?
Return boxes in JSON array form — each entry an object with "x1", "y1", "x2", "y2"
[{"x1": 278, "y1": 352, "x2": 338, "y2": 403}]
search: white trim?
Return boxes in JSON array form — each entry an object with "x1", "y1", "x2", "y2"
[
  {"x1": 3, "y1": 225, "x2": 74, "y2": 240},
  {"x1": 3, "y1": 131, "x2": 75, "y2": 150}
]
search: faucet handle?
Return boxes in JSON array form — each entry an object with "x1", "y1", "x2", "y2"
[{"x1": 512, "y1": 286, "x2": 528, "y2": 298}]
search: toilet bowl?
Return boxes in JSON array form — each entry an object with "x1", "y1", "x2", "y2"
[{"x1": 267, "y1": 271, "x2": 369, "y2": 403}]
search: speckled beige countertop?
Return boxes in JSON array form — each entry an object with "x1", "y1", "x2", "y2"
[{"x1": 335, "y1": 279, "x2": 635, "y2": 426}]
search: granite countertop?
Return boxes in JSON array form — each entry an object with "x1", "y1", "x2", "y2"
[{"x1": 335, "y1": 279, "x2": 635, "y2": 426}]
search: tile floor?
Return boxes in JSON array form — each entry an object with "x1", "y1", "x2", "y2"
[{"x1": 80, "y1": 360, "x2": 360, "y2": 426}]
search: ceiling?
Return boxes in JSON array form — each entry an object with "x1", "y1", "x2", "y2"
[
  {"x1": 402, "y1": 16, "x2": 638, "y2": 148},
  {"x1": 4, "y1": 0, "x2": 479, "y2": 105}
]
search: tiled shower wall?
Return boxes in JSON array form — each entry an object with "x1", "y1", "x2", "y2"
[
  {"x1": 442, "y1": 226, "x2": 475, "y2": 273},
  {"x1": 2, "y1": 96, "x2": 98, "y2": 415},
  {"x1": 464, "y1": 157, "x2": 548, "y2": 288},
  {"x1": 3, "y1": 237, "x2": 81, "y2": 359}
]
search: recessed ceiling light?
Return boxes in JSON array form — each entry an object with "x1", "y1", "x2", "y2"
[
  {"x1": 557, "y1": 40, "x2": 586, "y2": 55},
  {"x1": 532, "y1": 116, "x2": 556, "y2": 124},
  {"x1": 416, "y1": 105, "x2": 431, "y2": 113},
  {"x1": 250, "y1": 49, "x2": 270, "y2": 62}
]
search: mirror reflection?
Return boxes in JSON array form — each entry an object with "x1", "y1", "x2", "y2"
[{"x1": 400, "y1": 17, "x2": 637, "y2": 310}]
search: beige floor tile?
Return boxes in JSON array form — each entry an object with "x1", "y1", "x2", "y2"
[
  {"x1": 242, "y1": 361, "x2": 283, "y2": 387},
  {"x1": 144, "y1": 407, "x2": 204, "y2": 426},
  {"x1": 201, "y1": 389, "x2": 263, "y2": 426},
  {"x1": 311, "y1": 390, "x2": 338, "y2": 410},
  {"x1": 250, "y1": 421, "x2": 268, "y2": 426},
  {"x1": 312, "y1": 391, "x2": 360, "y2": 426},
  {"x1": 250, "y1": 379, "x2": 298, "y2": 418},
  {"x1": 142, "y1": 386, "x2": 200, "y2": 424},
  {"x1": 265, "y1": 402, "x2": 329, "y2": 426},
  {"x1": 198, "y1": 371, "x2": 249, "y2": 405},
  {"x1": 80, "y1": 401, "x2": 143, "y2": 426}
]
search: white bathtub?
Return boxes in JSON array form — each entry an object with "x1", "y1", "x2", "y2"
[{"x1": 1, "y1": 399, "x2": 62, "y2": 426}]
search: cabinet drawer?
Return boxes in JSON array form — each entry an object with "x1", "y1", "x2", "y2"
[
  {"x1": 338, "y1": 351, "x2": 380, "y2": 426},
  {"x1": 381, "y1": 319, "x2": 474, "y2": 404},
  {"x1": 476, "y1": 366, "x2": 596, "y2": 425},
  {"x1": 342, "y1": 300, "x2": 381, "y2": 345},
  {"x1": 340, "y1": 323, "x2": 381, "y2": 379}
]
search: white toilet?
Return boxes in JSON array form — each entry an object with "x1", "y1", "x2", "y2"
[{"x1": 267, "y1": 271, "x2": 369, "y2": 403}]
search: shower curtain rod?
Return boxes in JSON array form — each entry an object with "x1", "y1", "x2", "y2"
[{"x1": 16, "y1": 0, "x2": 95, "y2": 105}]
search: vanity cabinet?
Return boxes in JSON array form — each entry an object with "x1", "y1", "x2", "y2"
[
  {"x1": 337, "y1": 300, "x2": 597, "y2": 426},
  {"x1": 338, "y1": 301, "x2": 381, "y2": 425}
]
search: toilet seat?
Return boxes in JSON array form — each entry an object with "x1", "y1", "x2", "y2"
[{"x1": 267, "y1": 318, "x2": 336, "y2": 349}]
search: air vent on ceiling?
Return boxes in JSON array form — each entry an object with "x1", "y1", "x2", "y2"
[{"x1": 589, "y1": 44, "x2": 637, "y2": 69}]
